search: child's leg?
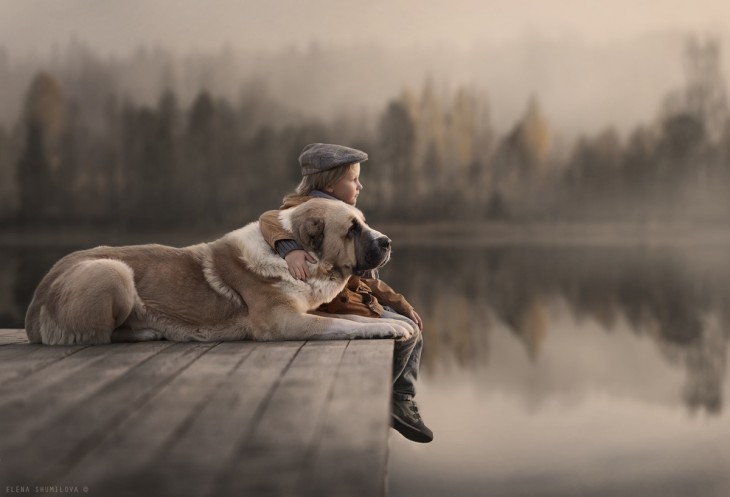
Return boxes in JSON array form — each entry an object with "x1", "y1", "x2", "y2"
[
  {"x1": 381, "y1": 310, "x2": 422, "y2": 400},
  {"x1": 382, "y1": 309, "x2": 432, "y2": 443}
]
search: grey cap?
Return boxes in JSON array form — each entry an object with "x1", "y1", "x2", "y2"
[{"x1": 298, "y1": 143, "x2": 368, "y2": 175}]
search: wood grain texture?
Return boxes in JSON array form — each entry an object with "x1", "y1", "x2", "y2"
[
  {"x1": 302, "y1": 340, "x2": 394, "y2": 497},
  {"x1": 0, "y1": 343, "x2": 89, "y2": 385},
  {"x1": 0, "y1": 329, "x2": 28, "y2": 345},
  {"x1": 0, "y1": 332, "x2": 394, "y2": 497}
]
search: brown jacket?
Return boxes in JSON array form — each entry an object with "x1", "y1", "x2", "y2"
[{"x1": 258, "y1": 195, "x2": 414, "y2": 318}]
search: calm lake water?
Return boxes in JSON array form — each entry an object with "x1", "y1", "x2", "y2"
[
  {"x1": 383, "y1": 242, "x2": 730, "y2": 497},
  {"x1": 2, "y1": 237, "x2": 729, "y2": 496}
]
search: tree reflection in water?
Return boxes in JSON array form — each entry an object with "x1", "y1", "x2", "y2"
[{"x1": 379, "y1": 244, "x2": 729, "y2": 415}]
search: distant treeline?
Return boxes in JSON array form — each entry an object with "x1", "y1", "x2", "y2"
[{"x1": 1, "y1": 37, "x2": 729, "y2": 228}]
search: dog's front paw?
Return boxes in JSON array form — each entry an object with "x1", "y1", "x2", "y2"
[
  {"x1": 383, "y1": 323, "x2": 411, "y2": 340},
  {"x1": 362, "y1": 322, "x2": 412, "y2": 340},
  {"x1": 379, "y1": 319, "x2": 413, "y2": 340}
]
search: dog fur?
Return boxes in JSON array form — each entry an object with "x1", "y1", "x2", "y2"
[{"x1": 25, "y1": 199, "x2": 414, "y2": 345}]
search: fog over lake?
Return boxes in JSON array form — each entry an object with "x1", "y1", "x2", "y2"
[{"x1": 2, "y1": 2, "x2": 730, "y2": 496}]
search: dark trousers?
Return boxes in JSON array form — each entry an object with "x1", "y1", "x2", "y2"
[{"x1": 381, "y1": 309, "x2": 423, "y2": 401}]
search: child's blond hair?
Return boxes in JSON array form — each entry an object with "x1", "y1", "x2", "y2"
[{"x1": 286, "y1": 162, "x2": 358, "y2": 199}]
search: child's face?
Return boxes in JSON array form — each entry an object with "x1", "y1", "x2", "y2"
[{"x1": 326, "y1": 163, "x2": 362, "y2": 205}]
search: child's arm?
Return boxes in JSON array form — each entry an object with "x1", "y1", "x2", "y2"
[
  {"x1": 259, "y1": 210, "x2": 316, "y2": 280},
  {"x1": 259, "y1": 209, "x2": 300, "y2": 253},
  {"x1": 361, "y1": 277, "x2": 423, "y2": 330}
]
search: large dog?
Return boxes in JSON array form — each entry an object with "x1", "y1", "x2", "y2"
[{"x1": 25, "y1": 199, "x2": 414, "y2": 345}]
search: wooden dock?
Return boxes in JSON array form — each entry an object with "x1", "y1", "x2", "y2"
[{"x1": 0, "y1": 329, "x2": 394, "y2": 497}]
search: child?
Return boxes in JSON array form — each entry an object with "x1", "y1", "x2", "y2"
[{"x1": 258, "y1": 143, "x2": 433, "y2": 443}]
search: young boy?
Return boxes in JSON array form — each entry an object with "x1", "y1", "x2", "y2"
[{"x1": 258, "y1": 143, "x2": 433, "y2": 443}]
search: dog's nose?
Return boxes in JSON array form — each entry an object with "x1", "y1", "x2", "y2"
[{"x1": 377, "y1": 236, "x2": 391, "y2": 250}]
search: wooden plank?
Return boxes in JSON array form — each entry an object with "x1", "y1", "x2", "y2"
[
  {"x1": 0, "y1": 344, "x2": 89, "y2": 385},
  {"x1": 0, "y1": 343, "x2": 124, "y2": 403},
  {"x1": 0, "y1": 341, "x2": 214, "y2": 485},
  {"x1": 0, "y1": 329, "x2": 28, "y2": 345},
  {"x1": 0, "y1": 338, "x2": 395, "y2": 497},
  {"x1": 213, "y1": 340, "x2": 349, "y2": 497},
  {"x1": 136, "y1": 341, "x2": 303, "y2": 497},
  {"x1": 0, "y1": 342, "x2": 174, "y2": 445},
  {"x1": 62, "y1": 342, "x2": 256, "y2": 484},
  {"x1": 246, "y1": 341, "x2": 349, "y2": 447},
  {"x1": 59, "y1": 342, "x2": 258, "y2": 493},
  {"x1": 78, "y1": 341, "x2": 304, "y2": 497},
  {"x1": 301, "y1": 340, "x2": 394, "y2": 497}
]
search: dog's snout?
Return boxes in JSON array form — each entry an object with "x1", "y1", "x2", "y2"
[{"x1": 378, "y1": 236, "x2": 391, "y2": 250}]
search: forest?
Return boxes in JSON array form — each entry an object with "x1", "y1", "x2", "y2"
[{"x1": 0, "y1": 37, "x2": 729, "y2": 230}]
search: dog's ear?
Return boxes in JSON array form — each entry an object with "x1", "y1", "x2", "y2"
[{"x1": 298, "y1": 217, "x2": 325, "y2": 253}]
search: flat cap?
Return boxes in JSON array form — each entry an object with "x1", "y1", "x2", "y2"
[{"x1": 299, "y1": 143, "x2": 368, "y2": 175}]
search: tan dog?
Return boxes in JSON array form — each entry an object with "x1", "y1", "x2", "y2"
[{"x1": 25, "y1": 199, "x2": 414, "y2": 345}]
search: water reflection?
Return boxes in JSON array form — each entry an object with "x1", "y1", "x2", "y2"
[
  {"x1": 378, "y1": 243, "x2": 729, "y2": 497},
  {"x1": 0, "y1": 245, "x2": 73, "y2": 328},
  {"x1": 379, "y1": 245, "x2": 729, "y2": 416}
]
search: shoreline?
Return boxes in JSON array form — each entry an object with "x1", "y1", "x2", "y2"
[
  {"x1": 377, "y1": 221, "x2": 730, "y2": 247},
  {"x1": 1, "y1": 221, "x2": 730, "y2": 248}
]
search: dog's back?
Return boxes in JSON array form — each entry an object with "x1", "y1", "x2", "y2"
[{"x1": 24, "y1": 241, "x2": 254, "y2": 345}]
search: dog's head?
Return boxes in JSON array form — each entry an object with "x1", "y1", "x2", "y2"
[{"x1": 286, "y1": 198, "x2": 391, "y2": 277}]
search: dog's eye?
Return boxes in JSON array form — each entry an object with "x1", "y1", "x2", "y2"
[{"x1": 347, "y1": 219, "x2": 362, "y2": 239}]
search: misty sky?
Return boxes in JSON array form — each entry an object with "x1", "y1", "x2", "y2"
[
  {"x1": 2, "y1": 1, "x2": 730, "y2": 140},
  {"x1": 2, "y1": 0, "x2": 729, "y2": 55}
]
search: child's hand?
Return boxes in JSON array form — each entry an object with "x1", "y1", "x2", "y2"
[
  {"x1": 409, "y1": 309, "x2": 423, "y2": 331},
  {"x1": 285, "y1": 250, "x2": 317, "y2": 281}
]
